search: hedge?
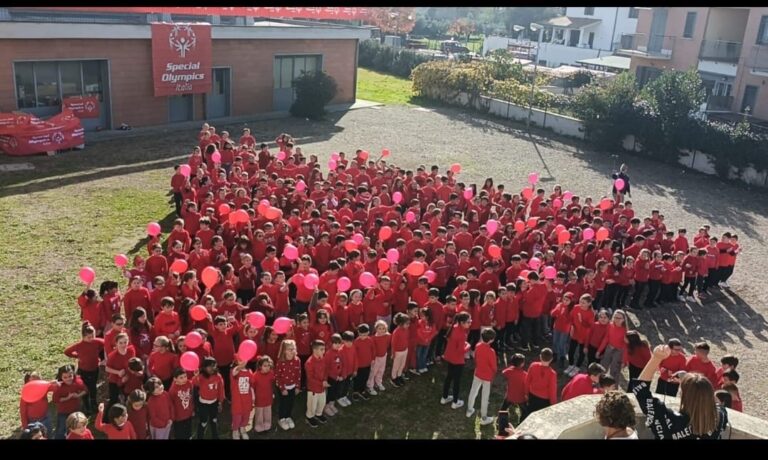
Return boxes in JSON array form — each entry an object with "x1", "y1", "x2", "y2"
[{"x1": 358, "y1": 39, "x2": 437, "y2": 78}]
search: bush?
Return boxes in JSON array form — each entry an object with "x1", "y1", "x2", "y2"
[
  {"x1": 358, "y1": 39, "x2": 436, "y2": 78},
  {"x1": 289, "y1": 71, "x2": 338, "y2": 120}
]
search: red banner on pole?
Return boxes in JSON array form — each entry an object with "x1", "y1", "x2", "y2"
[
  {"x1": 38, "y1": 7, "x2": 371, "y2": 20},
  {"x1": 151, "y1": 22, "x2": 212, "y2": 97},
  {"x1": 62, "y1": 96, "x2": 100, "y2": 119},
  {"x1": 0, "y1": 109, "x2": 85, "y2": 156}
]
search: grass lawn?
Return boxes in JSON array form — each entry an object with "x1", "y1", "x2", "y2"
[{"x1": 356, "y1": 68, "x2": 419, "y2": 106}]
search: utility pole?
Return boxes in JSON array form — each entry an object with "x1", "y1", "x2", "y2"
[{"x1": 527, "y1": 23, "x2": 544, "y2": 129}]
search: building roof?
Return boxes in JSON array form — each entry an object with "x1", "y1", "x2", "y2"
[
  {"x1": 576, "y1": 55, "x2": 631, "y2": 70},
  {"x1": 539, "y1": 65, "x2": 614, "y2": 79},
  {"x1": 544, "y1": 16, "x2": 602, "y2": 29}
]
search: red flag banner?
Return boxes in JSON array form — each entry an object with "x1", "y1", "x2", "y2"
[
  {"x1": 151, "y1": 22, "x2": 212, "y2": 97},
  {"x1": 62, "y1": 96, "x2": 100, "y2": 119},
  {"x1": 0, "y1": 109, "x2": 85, "y2": 156},
  {"x1": 38, "y1": 7, "x2": 370, "y2": 20}
]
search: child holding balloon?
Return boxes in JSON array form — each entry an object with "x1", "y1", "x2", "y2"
[{"x1": 19, "y1": 371, "x2": 53, "y2": 435}]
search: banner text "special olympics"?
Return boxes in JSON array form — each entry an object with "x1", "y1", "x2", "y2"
[{"x1": 162, "y1": 62, "x2": 205, "y2": 83}]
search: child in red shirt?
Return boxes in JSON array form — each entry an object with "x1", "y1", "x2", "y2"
[
  {"x1": 251, "y1": 356, "x2": 276, "y2": 433},
  {"x1": 64, "y1": 322, "x2": 104, "y2": 414},
  {"x1": 65, "y1": 412, "x2": 94, "y2": 440},
  {"x1": 323, "y1": 334, "x2": 346, "y2": 417},
  {"x1": 127, "y1": 389, "x2": 149, "y2": 440},
  {"x1": 275, "y1": 340, "x2": 302, "y2": 431},
  {"x1": 169, "y1": 369, "x2": 195, "y2": 440},
  {"x1": 466, "y1": 328, "x2": 498, "y2": 425},
  {"x1": 501, "y1": 354, "x2": 529, "y2": 415},
  {"x1": 144, "y1": 377, "x2": 173, "y2": 440},
  {"x1": 95, "y1": 402, "x2": 137, "y2": 440},
  {"x1": 353, "y1": 324, "x2": 376, "y2": 400},
  {"x1": 194, "y1": 357, "x2": 225, "y2": 439},
  {"x1": 368, "y1": 320, "x2": 391, "y2": 394},
  {"x1": 524, "y1": 348, "x2": 558, "y2": 419},
  {"x1": 229, "y1": 359, "x2": 255, "y2": 439},
  {"x1": 52, "y1": 365, "x2": 87, "y2": 439},
  {"x1": 305, "y1": 340, "x2": 330, "y2": 428}
]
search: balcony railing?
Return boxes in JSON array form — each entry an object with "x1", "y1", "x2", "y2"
[
  {"x1": 699, "y1": 40, "x2": 742, "y2": 63},
  {"x1": 747, "y1": 44, "x2": 768, "y2": 73},
  {"x1": 617, "y1": 33, "x2": 674, "y2": 59},
  {"x1": 706, "y1": 95, "x2": 734, "y2": 112}
]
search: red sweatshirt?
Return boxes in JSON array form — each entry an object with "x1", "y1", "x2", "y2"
[
  {"x1": 251, "y1": 371, "x2": 276, "y2": 407},
  {"x1": 598, "y1": 324, "x2": 627, "y2": 355},
  {"x1": 354, "y1": 336, "x2": 376, "y2": 368},
  {"x1": 474, "y1": 342, "x2": 498, "y2": 381},
  {"x1": 20, "y1": 384, "x2": 53, "y2": 427},
  {"x1": 305, "y1": 354, "x2": 328, "y2": 393},
  {"x1": 128, "y1": 405, "x2": 149, "y2": 439},
  {"x1": 502, "y1": 366, "x2": 528, "y2": 404},
  {"x1": 169, "y1": 381, "x2": 194, "y2": 421},
  {"x1": 64, "y1": 339, "x2": 105, "y2": 372},
  {"x1": 147, "y1": 391, "x2": 174, "y2": 428},
  {"x1": 561, "y1": 373, "x2": 597, "y2": 401},
  {"x1": 148, "y1": 351, "x2": 179, "y2": 382},
  {"x1": 95, "y1": 411, "x2": 137, "y2": 440},
  {"x1": 275, "y1": 357, "x2": 302, "y2": 391},
  {"x1": 66, "y1": 428, "x2": 95, "y2": 440},
  {"x1": 685, "y1": 355, "x2": 719, "y2": 385},
  {"x1": 372, "y1": 333, "x2": 391, "y2": 358},
  {"x1": 659, "y1": 353, "x2": 687, "y2": 383},
  {"x1": 391, "y1": 326, "x2": 409, "y2": 353},
  {"x1": 443, "y1": 324, "x2": 469, "y2": 365},
  {"x1": 325, "y1": 348, "x2": 344, "y2": 380},
  {"x1": 195, "y1": 373, "x2": 225, "y2": 402},
  {"x1": 52, "y1": 378, "x2": 87, "y2": 415},
  {"x1": 526, "y1": 361, "x2": 558, "y2": 405}
]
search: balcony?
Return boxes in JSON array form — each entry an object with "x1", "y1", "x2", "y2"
[
  {"x1": 616, "y1": 33, "x2": 674, "y2": 60},
  {"x1": 705, "y1": 95, "x2": 734, "y2": 112},
  {"x1": 747, "y1": 44, "x2": 768, "y2": 74},
  {"x1": 699, "y1": 40, "x2": 742, "y2": 63}
]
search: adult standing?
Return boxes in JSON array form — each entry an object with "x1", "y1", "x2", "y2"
[
  {"x1": 612, "y1": 164, "x2": 631, "y2": 203},
  {"x1": 630, "y1": 344, "x2": 728, "y2": 440}
]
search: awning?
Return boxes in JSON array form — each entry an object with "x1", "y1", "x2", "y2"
[
  {"x1": 576, "y1": 55, "x2": 631, "y2": 71},
  {"x1": 544, "y1": 16, "x2": 602, "y2": 29}
]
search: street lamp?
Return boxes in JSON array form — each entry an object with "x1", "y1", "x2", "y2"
[
  {"x1": 512, "y1": 24, "x2": 525, "y2": 39},
  {"x1": 527, "y1": 22, "x2": 544, "y2": 129}
]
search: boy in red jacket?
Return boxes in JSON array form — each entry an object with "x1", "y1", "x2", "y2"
[
  {"x1": 523, "y1": 348, "x2": 557, "y2": 421},
  {"x1": 323, "y1": 334, "x2": 345, "y2": 417},
  {"x1": 500, "y1": 354, "x2": 528, "y2": 417},
  {"x1": 685, "y1": 341, "x2": 719, "y2": 386},
  {"x1": 561, "y1": 362, "x2": 605, "y2": 401},
  {"x1": 169, "y1": 368, "x2": 194, "y2": 440},
  {"x1": 338, "y1": 332, "x2": 358, "y2": 407},
  {"x1": 466, "y1": 328, "x2": 497, "y2": 425},
  {"x1": 353, "y1": 324, "x2": 376, "y2": 401},
  {"x1": 305, "y1": 340, "x2": 329, "y2": 428}
]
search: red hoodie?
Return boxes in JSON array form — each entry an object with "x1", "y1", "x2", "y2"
[
  {"x1": 526, "y1": 361, "x2": 558, "y2": 404},
  {"x1": 443, "y1": 324, "x2": 469, "y2": 365},
  {"x1": 353, "y1": 336, "x2": 376, "y2": 368},
  {"x1": 305, "y1": 354, "x2": 328, "y2": 393},
  {"x1": 169, "y1": 381, "x2": 194, "y2": 421},
  {"x1": 147, "y1": 391, "x2": 174, "y2": 428},
  {"x1": 502, "y1": 366, "x2": 528, "y2": 404},
  {"x1": 561, "y1": 373, "x2": 597, "y2": 401},
  {"x1": 95, "y1": 410, "x2": 137, "y2": 440},
  {"x1": 251, "y1": 371, "x2": 276, "y2": 407}
]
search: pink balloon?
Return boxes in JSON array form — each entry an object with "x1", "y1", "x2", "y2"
[
  {"x1": 277, "y1": 151, "x2": 287, "y2": 161},
  {"x1": 359, "y1": 272, "x2": 376, "y2": 288},
  {"x1": 553, "y1": 198, "x2": 563, "y2": 209},
  {"x1": 614, "y1": 178, "x2": 625, "y2": 192},
  {"x1": 486, "y1": 219, "x2": 498, "y2": 235},
  {"x1": 292, "y1": 273, "x2": 305, "y2": 286},
  {"x1": 583, "y1": 228, "x2": 595, "y2": 241},
  {"x1": 179, "y1": 164, "x2": 191, "y2": 178},
  {"x1": 283, "y1": 244, "x2": 299, "y2": 261},
  {"x1": 529, "y1": 257, "x2": 542, "y2": 271},
  {"x1": 259, "y1": 199, "x2": 270, "y2": 208},
  {"x1": 337, "y1": 276, "x2": 352, "y2": 292},
  {"x1": 381, "y1": 148, "x2": 391, "y2": 157},
  {"x1": 406, "y1": 261, "x2": 425, "y2": 277},
  {"x1": 328, "y1": 159, "x2": 337, "y2": 170},
  {"x1": 247, "y1": 312, "x2": 266, "y2": 329},
  {"x1": 114, "y1": 254, "x2": 129, "y2": 268},
  {"x1": 386, "y1": 248, "x2": 400, "y2": 264},
  {"x1": 147, "y1": 222, "x2": 161, "y2": 237},
  {"x1": 330, "y1": 152, "x2": 340, "y2": 160},
  {"x1": 352, "y1": 233, "x2": 365, "y2": 245},
  {"x1": 528, "y1": 172, "x2": 539, "y2": 185},
  {"x1": 21, "y1": 380, "x2": 50, "y2": 403},
  {"x1": 273, "y1": 317, "x2": 292, "y2": 335},
  {"x1": 238, "y1": 339, "x2": 258, "y2": 362},
  {"x1": 185, "y1": 331, "x2": 203, "y2": 349},
  {"x1": 79, "y1": 267, "x2": 95, "y2": 284},
  {"x1": 303, "y1": 273, "x2": 320, "y2": 290},
  {"x1": 392, "y1": 191, "x2": 403, "y2": 204},
  {"x1": 450, "y1": 163, "x2": 461, "y2": 174},
  {"x1": 424, "y1": 270, "x2": 436, "y2": 283},
  {"x1": 296, "y1": 180, "x2": 307, "y2": 192},
  {"x1": 543, "y1": 266, "x2": 557, "y2": 280},
  {"x1": 463, "y1": 188, "x2": 473, "y2": 200},
  {"x1": 405, "y1": 211, "x2": 416, "y2": 223},
  {"x1": 180, "y1": 352, "x2": 199, "y2": 371},
  {"x1": 563, "y1": 191, "x2": 573, "y2": 201},
  {"x1": 211, "y1": 151, "x2": 221, "y2": 163}
]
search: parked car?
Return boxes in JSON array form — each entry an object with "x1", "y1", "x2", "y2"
[{"x1": 440, "y1": 40, "x2": 470, "y2": 54}]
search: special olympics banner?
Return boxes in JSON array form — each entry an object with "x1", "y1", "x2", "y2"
[
  {"x1": 0, "y1": 109, "x2": 85, "y2": 156},
  {"x1": 62, "y1": 96, "x2": 100, "y2": 119},
  {"x1": 41, "y1": 7, "x2": 370, "y2": 20},
  {"x1": 151, "y1": 22, "x2": 212, "y2": 97}
]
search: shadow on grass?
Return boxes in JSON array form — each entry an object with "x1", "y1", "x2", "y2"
[{"x1": 0, "y1": 113, "x2": 347, "y2": 199}]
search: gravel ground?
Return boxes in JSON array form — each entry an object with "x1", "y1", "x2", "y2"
[{"x1": 4, "y1": 102, "x2": 766, "y2": 428}]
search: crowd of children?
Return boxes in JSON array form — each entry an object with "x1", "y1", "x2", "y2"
[{"x1": 19, "y1": 124, "x2": 745, "y2": 439}]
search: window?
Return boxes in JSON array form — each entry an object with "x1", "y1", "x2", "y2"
[
  {"x1": 59, "y1": 61, "x2": 83, "y2": 98},
  {"x1": 14, "y1": 62, "x2": 35, "y2": 109},
  {"x1": 757, "y1": 15, "x2": 768, "y2": 45},
  {"x1": 683, "y1": 12, "x2": 697, "y2": 39},
  {"x1": 34, "y1": 62, "x2": 59, "y2": 107},
  {"x1": 629, "y1": 8, "x2": 639, "y2": 19},
  {"x1": 273, "y1": 55, "x2": 322, "y2": 90},
  {"x1": 584, "y1": 7, "x2": 595, "y2": 16},
  {"x1": 82, "y1": 61, "x2": 105, "y2": 102}
]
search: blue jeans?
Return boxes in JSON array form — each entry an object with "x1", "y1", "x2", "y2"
[
  {"x1": 552, "y1": 330, "x2": 569, "y2": 359},
  {"x1": 55, "y1": 412, "x2": 71, "y2": 440},
  {"x1": 416, "y1": 345, "x2": 429, "y2": 370}
]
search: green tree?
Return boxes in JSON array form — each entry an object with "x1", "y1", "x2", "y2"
[
  {"x1": 290, "y1": 71, "x2": 338, "y2": 120},
  {"x1": 572, "y1": 72, "x2": 640, "y2": 150},
  {"x1": 501, "y1": 7, "x2": 562, "y2": 36},
  {"x1": 448, "y1": 17, "x2": 477, "y2": 44}
]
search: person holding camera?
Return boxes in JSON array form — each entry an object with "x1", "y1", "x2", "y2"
[{"x1": 630, "y1": 344, "x2": 728, "y2": 440}]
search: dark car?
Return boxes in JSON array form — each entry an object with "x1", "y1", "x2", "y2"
[{"x1": 440, "y1": 40, "x2": 470, "y2": 54}]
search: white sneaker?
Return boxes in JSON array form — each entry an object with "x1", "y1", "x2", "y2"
[
  {"x1": 677, "y1": 295, "x2": 686, "y2": 301},
  {"x1": 239, "y1": 428, "x2": 249, "y2": 440},
  {"x1": 466, "y1": 407, "x2": 476, "y2": 418},
  {"x1": 564, "y1": 365, "x2": 575, "y2": 375},
  {"x1": 722, "y1": 282, "x2": 730, "y2": 288},
  {"x1": 367, "y1": 388, "x2": 378, "y2": 396},
  {"x1": 278, "y1": 419, "x2": 290, "y2": 431},
  {"x1": 409, "y1": 369, "x2": 420, "y2": 376},
  {"x1": 480, "y1": 416, "x2": 495, "y2": 425},
  {"x1": 418, "y1": 368, "x2": 428, "y2": 374},
  {"x1": 376, "y1": 383, "x2": 386, "y2": 392},
  {"x1": 440, "y1": 396, "x2": 454, "y2": 405},
  {"x1": 337, "y1": 397, "x2": 349, "y2": 407},
  {"x1": 232, "y1": 430, "x2": 241, "y2": 440},
  {"x1": 568, "y1": 367, "x2": 579, "y2": 377},
  {"x1": 451, "y1": 400, "x2": 465, "y2": 409},
  {"x1": 342, "y1": 397, "x2": 352, "y2": 406},
  {"x1": 287, "y1": 418, "x2": 295, "y2": 429}
]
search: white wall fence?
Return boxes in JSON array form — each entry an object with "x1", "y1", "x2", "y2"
[{"x1": 423, "y1": 89, "x2": 768, "y2": 188}]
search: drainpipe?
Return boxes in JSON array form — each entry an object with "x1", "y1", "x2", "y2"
[{"x1": 610, "y1": 7, "x2": 619, "y2": 51}]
